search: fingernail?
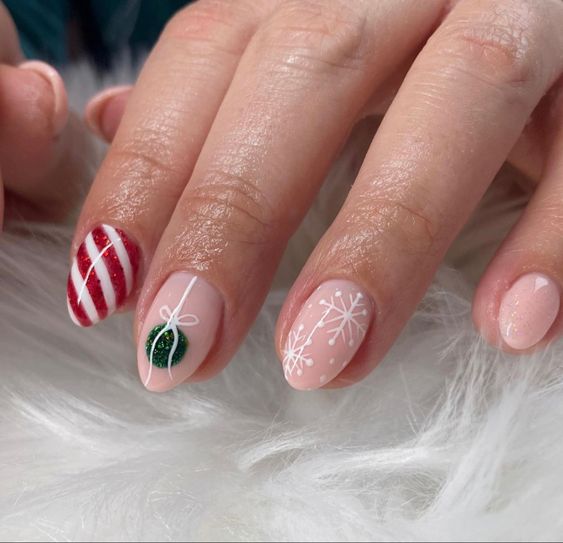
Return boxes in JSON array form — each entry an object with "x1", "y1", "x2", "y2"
[
  {"x1": 499, "y1": 273, "x2": 560, "y2": 350},
  {"x1": 283, "y1": 279, "x2": 374, "y2": 390},
  {"x1": 19, "y1": 61, "x2": 68, "y2": 135},
  {"x1": 67, "y1": 224, "x2": 141, "y2": 327},
  {"x1": 85, "y1": 85, "x2": 131, "y2": 142},
  {"x1": 138, "y1": 272, "x2": 223, "y2": 392}
]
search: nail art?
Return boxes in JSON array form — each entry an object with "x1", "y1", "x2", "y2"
[
  {"x1": 283, "y1": 279, "x2": 373, "y2": 390},
  {"x1": 67, "y1": 225, "x2": 140, "y2": 327},
  {"x1": 138, "y1": 272, "x2": 222, "y2": 392},
  {"x1": 499, "y1": 273, "x2": 560, "y2": 350}
]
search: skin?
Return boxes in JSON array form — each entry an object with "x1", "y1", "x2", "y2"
[
  {"x1": 10, "y1": 0, "x2": 563, "y2": 388},
  {"x1": 0, "y1": 5, "x2": 93, "y2": 227}
]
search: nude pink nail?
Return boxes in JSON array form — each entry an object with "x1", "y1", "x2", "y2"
[
  {"x1": 283, "y1": 279, "x2": 374, "y2": 390},
  {"x1": 499, "y1": 273, "x2": 560, "y2": 350},
  {"x1": 137, "y1": 272, "x2": 222, "y2": 392}
]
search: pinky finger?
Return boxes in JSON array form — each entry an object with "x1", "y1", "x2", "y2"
[{"x1": 474, "y1": 110, "x2": 563, "y2": 352}]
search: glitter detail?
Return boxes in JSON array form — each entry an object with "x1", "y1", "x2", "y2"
[
  {"x1": 145, "y1": 324, "x2": 188, "y2": 368},
  {"x1": 67, "y1": 225, "x2": 140, "y2": 327}
]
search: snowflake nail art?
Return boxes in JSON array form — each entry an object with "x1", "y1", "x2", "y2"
[{"x1": 283, "y1": 280, "x2": 373, "y2": 390}]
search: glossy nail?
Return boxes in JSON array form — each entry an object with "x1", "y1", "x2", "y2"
[
  {"x1": 283, "y1": 279, "x2": 374, "y2": 390},
  {"x1": 67, "y1": 224, "x2": 141, "y2": 327},
  {"x1": 499, "y1": 273, "x2": 560, "y2": 350},
  {"x1": 85, "y1": 85, "x2": 131, "y2": 142},
  {"x1": 138, "y1": 272, "x2": 223, "y2": 392},
  {"x1": 19, "y1": 61, "x2": 68, "y2": 135}
]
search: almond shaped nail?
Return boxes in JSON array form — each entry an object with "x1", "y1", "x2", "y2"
[
  {"x1": 499, "y1": 273, "x2": 560, "y2": 350},
  {"x1": 67, "y1": 224, "x2": 141, "y2": 327},
  {"x1": 283, "y1": 279, "x2": 374, "y2": 391},
  {"x1": 138, "y1": 272, "x2": 223, "y2": 392}
]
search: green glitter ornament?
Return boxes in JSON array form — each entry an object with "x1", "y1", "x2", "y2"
[{"x1": 145, "y1": 324, "x2": 188, "y2": 368}]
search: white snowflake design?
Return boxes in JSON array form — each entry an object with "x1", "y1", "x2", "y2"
[
  {"x1": 144, "y1": 275, "x2": 200, "y2": 387},
  {"x1": 283, "y1": 288, "x2": 369, "y2": 380}
]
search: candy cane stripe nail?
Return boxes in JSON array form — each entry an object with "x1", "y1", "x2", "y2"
[{"x1": 67, "y1": 225, "x2": 140, "y2": 327}]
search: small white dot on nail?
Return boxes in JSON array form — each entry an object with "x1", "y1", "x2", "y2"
[
  {"x1": 335, "y1": 291, "x2": 342, "y2": 297},
  {"x1": 329, "y1": 358, "x2": 335, "y2": 365},
  {"x1": 357, "y1": 293, "x2": 364, "y2": 299},
  {"x1": 362, "y1": 309, "x2": 368, "y2": 316},
  {"x1": 306, "y1": 359, "x2": 314, "y2": 367},
  {"x1": 349, "y1": 340, "x2": 354, "y2": 347},
  {"x1": 297, "y1": 369, "x2": 303, "y2": 376},
  {"x1": 320, "y1": 375, "x2": 327, "y2": 384},
  {"x1": 298, "y1": 324, "x2": 304, "y2": 331},
  {"x1": 320, "y1": 299, "x2": 326, "y2": 304},
  {"x1": 308, "y1": 304, "x2": 313, "y2": 309},
  {"x1": 328, "y1": 338, "x2": 336, "y2": 346}
]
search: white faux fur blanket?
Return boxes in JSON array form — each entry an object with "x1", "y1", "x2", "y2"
[{"x1": 0, "y1": 62, "x2": 560, "y2": 542}]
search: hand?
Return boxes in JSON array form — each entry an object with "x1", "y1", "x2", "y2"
[
  {"x1": 0, "y1": 3, "x2": 94, "y2": 229},
  {"x1": 70, "y1": 0, "x2": 563, "y2": 392}
]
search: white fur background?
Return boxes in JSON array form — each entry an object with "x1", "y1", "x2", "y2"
[{"x1": 0, "y1": 63, "x2": 561, "y2": 542}]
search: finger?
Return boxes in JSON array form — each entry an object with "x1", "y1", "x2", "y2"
[
  {"x1": 277, "y1": 0, "x2": 563, "y2": 390},
  {"x1": 474, "y1": 88, "x2": 563, "y2": 352},
  {"x1": 0, "y1": 62, "x2": 69, "y2": 194},
  {"x1": 0, "y1": 3, "x2": 23, "y2": 64},
  {"x1": 68, "y1": 0, "x2": 278, "y2": 327},
  {"x1": 85, "y1": 85, "x2": 132, "y2": 143},
  {"x1": 135, "y1": 0, "x2": 448, "y2": 391}
]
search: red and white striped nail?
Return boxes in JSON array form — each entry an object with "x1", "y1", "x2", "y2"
[{"x1": 67, "y1": 224, "x2": 141, "y2": 327}]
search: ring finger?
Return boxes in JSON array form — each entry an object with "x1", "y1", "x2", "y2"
[{"x1": 277, "y1": 0, "x2": 563, "y2": 389}]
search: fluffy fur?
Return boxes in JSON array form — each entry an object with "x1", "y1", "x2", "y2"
[{"x1": 0, "y1": 62, "x2": 560, "y2": 542}]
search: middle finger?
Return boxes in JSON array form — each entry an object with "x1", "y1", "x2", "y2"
[{"x1": 135, "y1": 0, "x2": 447, "y2": 391}]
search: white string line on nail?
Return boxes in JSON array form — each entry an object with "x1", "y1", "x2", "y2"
[
  {"x1": 145, "y1": 275, "x2": 200, "y2": 387},
  {"x1": 77, "y1": 240, "x2": 115, "y2": 305}
]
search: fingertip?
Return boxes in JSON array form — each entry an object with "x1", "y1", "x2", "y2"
[
  {"x1": 85, "y1": 86, "x2": 131, "y2": 143},
  {"x1": 18, "y1": 61, "x2": 68, "y2": 136}
]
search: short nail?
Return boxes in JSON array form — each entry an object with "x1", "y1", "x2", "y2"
[
  {"x1": 85, "y1": 85, "x2": 131, "y2": 142},
  {"x1": 67, "y1": 224, "x2": 141, "y2": 327},
  {"x1": 19, "y1": 61, "x2": 68, "y2": 135},
  {"x1": 499, "y1": 273, "x2": 560, "y2": 350},
  {"x1": 283, "y1": 279, "x2": 374, "y2": 390},
  {"x1": 138, "y1": 272, "x2": 223, "y2": 392}
]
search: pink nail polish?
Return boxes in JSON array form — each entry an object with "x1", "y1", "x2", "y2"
[
  {"x1": 67, "y1": 224, "x2": 141, "y2": 327},
  {"x1": 283, "y1": 279, "x2": 374, "y2": 390},
  {"x1": 19, "y1": 61, "x2": 68, "y2": 135},
  {"x1": 499, "y1": 273, "x2": 560, "y2": 350},
  {"x1": 138, "y1": 272, "x2": 223, "y2": 392}
]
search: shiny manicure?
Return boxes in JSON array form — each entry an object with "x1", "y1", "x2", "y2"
[
  {"x1": 499, "y1": 273, "x2": 560, "y2": 350},
  {"x1": 283, "y1": 279, "x2": 374, "y2": 390},
  {"x1": 138, "y1": 272, "x2": 222, "y2": 392},
  {"x1": 67, "y1": 224, "x2": 140, "y2": 327}
]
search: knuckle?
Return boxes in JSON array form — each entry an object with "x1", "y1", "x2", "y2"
[
  {"x1": 180, "y1": 170, "x2": 278, "y2": 247},
  {"x1": 345, "y1": 197, "x2": 441, "y2": 259},
  {"x1": 438, "y1": 0, "x2": 547, "y2": 89},
  {"x1": 110, "y1": 135, "x2": 181, "y2": 183},
  {"x1": 163, "y1": 0, "x2": 252, "y2": 55},
  {"x1": 257, "y1": 0, "x2": 373, "y2": 73}
]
